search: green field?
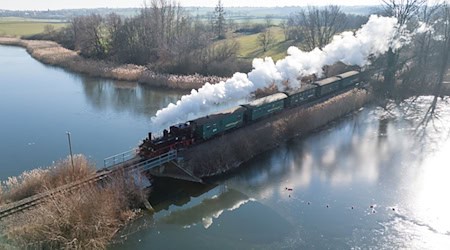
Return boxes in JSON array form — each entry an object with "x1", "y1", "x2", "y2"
[
  {"x1": 233, "y1": 27, "x2": 300, "y2": 61},
  {"x1": 0, "y1": 16, "x2": 297, "y2": 62},
  {"x1": 0, "y1": 17, "x2": 67, "y2": 37}
]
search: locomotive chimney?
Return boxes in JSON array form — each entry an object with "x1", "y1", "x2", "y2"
[{"x1": 148, "y1": 132, "x2": 152, "y2": 140}]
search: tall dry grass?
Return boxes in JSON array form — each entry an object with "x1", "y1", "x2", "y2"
[
  {"x1": 1, "y1": 171, "x2": 145, "y2": 249},
  {"x1": 0, "y1": 37, "x2": 226, "y2": 90},
  {"x1": 0, "y1": 155, "x2": 95, "y2": 205}
]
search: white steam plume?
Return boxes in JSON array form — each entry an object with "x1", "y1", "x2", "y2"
[{"x1": 151, "y1": 15, "x2": 403, "y2": 131}]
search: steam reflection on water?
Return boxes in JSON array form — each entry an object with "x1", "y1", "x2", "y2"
[{"x1": 117, "y1": 97, "x2": 450, "y2": 249}]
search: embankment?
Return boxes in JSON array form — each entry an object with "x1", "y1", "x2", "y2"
[
  {"x1": 179, "y1": 88, "x2": 371, "y2": 178},
  {"x1": 0, "y1": 155, "x2": 145, "y2": 249},
  {"x1": 0, "y1": 37, "x2": 225, "y2": 90}
]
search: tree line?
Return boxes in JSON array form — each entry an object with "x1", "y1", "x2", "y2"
[
  {"x1": 375, "y1": 0, "x2": 450, "y2": 98},
  {"x1": 281, "y1": 6, "x2": 369, "y2": 50},
  {"x1": 33, "y1": 2, "x2": 375, "y2": 77},
  {"x1": 39, "y1": 0, "x2": 244, "y2": 77},
  {"x1": 32, "y1": 0, "x2": 449, "y2": 89}
]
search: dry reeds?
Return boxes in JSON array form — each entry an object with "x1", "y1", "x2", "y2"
[
  {"x1": 0, "y1": 37, "x2": 226, "y2": 90},
  {"x1": 0, "y1": 155, "x2": 95, "y2": 205},
  {"x1": 1, "y1": 172, "x2": 145, "y2": 249}
]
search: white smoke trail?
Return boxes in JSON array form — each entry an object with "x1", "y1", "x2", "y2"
[{"x1": 150, "y1": 15, "x2": 403, "y2": 131}]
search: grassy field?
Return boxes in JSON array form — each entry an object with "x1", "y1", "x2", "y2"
[
  {"x1": 0, "y1": 16, "x2": 299, "y2": 65},
  {"x1": 0, "y1": 17, "x2": 67, "y2": 37},
  {"x1": 233, "y1": 27, "x2": 300, "y2": 61}
]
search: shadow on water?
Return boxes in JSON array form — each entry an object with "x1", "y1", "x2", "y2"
[
  {"x1": 117, "y1": 97, "x2": 450, "y2": 249},
  {"x1": 148, "y1": 178, "x2": 218, "y2": 213}
]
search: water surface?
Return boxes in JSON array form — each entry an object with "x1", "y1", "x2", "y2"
[
  {"x1": 0, "y1": 45, "x2": 184, "y2": 177},
  {"x1": 115, "y1": 97, "x2": 450, "y2": 249},
  {"x1": 2, "y1": 45, "x2": 450, "y2": 249}
]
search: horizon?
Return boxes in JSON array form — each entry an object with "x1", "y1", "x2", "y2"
[{"x1": 1, "y1": 0, "x2": 382, "y2": 11}]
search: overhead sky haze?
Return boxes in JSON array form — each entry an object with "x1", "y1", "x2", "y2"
[{"x1": 2, "y1": 0, "x2": 381, "y2": 11}]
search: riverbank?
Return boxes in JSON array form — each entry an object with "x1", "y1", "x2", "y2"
[
  {"x1": 0, "y1": 156, "x2": 145, "y2": 249},
  {"x1": 0, "y1": 37, "x2": 226, "y2": 90}
]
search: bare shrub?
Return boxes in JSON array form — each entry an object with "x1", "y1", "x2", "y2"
[
  {"x1": 139, "y1": 71, "x2": 227, "y2": 90},
  {"x1": 0, "y1": 37, "x2": 227, "y2": 90},
  {"x1": 1, "y1": 172, "x2": 145, "y2": 249},
  {"x1": 0, "y1": 155, "x2": 95, "y2": 204}
]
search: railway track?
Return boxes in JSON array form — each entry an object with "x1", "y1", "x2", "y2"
[
  {"x1": 0, "y1": 151, "x2": 177, "y2": 220},
  {"x1": 0, "y1": 170, "x2": 111, "y2": 220},
  {"x1": 0, "y1": 156, "x2": 146, "y2": 220}
]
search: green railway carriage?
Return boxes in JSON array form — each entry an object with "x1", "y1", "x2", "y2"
[
  {"x1": 337, "y1": 71, "x2": 360, "y2": 88},
  {"x1": 284, "y1": 84, "x2": 318, "y2": 107},
  {"x1": 314, "y1": 76, "x2": 342, "y2": 96},
  {"x1": 242, "y1": 93, "x2": 288, "y2": 122},
  {"x1": 191, "y1": 106, "x2": 246, "y2": 140}
]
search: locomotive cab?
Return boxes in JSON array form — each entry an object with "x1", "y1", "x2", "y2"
[{"x1": 138, "y1": 122, "x2": 194, "y2": 157}]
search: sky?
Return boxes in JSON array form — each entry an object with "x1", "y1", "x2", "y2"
[{"x1": 1, "y1": 0, "x2": 382, "y2": 11}]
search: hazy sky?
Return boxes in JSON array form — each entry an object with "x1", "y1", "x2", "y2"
[{"x1": 1, "y1": 0, "x2": 382, "y2": 11}]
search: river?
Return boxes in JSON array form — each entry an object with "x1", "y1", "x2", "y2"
[
  {"x1": 2, "y1": 45, "x2": 450, "y2": 249},
  {"x1": 0, "y1": 45, "x2": 184, "y2": 177}
]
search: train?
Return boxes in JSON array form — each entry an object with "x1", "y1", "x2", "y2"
[{"x1": 138, "y1": 70, "x2": 361, "y2": 158}]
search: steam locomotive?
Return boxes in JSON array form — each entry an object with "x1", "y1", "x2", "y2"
[{"x1": 139, "y1": 70, "x2": 361, "y2": 158}]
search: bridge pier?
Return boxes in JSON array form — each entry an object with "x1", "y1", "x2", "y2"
[{"x1": 148, "y1": 160, "x2": 203, "y2": 183}]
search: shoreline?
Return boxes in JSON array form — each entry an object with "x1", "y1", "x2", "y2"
[{"x1": 0, "y1": 37, "x2": 226, "y2": 90}]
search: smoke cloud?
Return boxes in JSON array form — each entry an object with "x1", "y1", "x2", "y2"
[{"x1": 150, "y1": 15, "x2": 403, "y2": 131}]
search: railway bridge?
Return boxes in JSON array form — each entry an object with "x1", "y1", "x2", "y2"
[{"x1": 0, "y1": 149, "x2": 201, "y2": 220}]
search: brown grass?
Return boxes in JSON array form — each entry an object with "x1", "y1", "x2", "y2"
[
  {"x1": 0, "y1": 155, "x2": 95, "y2": 205},
  {"x1": 182, "y1": 89, "x2": 372, "y2": 177},
  {"x1": 1, "y1": 172, "x2": 145, "y2": 249},
  {"x1": 0, "y1": 37, "x2": 226, "y2": 90}
]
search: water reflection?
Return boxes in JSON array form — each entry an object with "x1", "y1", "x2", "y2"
[
  {"x1": 0, "y1": 45, "x2": 185, "y2": 176},
  {"x1": 78, "y1": 75, "x2": 185, "y2": 117},
  {"x1": 161, "y1": 188, "x2": 253, "y2": 229},
  {"x1": 122, "y1": 96, "x2": 450, "y2": 249},
  {"x1": 4, "y1": 45, "x2": 448, "y2": 248}
]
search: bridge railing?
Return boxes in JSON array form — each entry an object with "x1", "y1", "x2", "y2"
[
  {"x1": 128, "y1": 150, "x2": 177, "y2": 174},
  {"x1": 104, "y1": 148, "x2": 138, "y2": 168}
]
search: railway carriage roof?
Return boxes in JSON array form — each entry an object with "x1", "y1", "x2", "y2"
[
  {"x1": 314, "y1": 76, "x2": 341, "y2": 86},
  {"x1": 243, "y1": 93, "x2": 288, "y2": 108},
  {"x1": 336, "y1": 71, "x2": 359, "y2": 79},
  {"x1": 192, "y1": 106, "x2": 246, "y2": 126},
  {"x1": 284, "y1": 84, "x2": 317, "y2": 96}
]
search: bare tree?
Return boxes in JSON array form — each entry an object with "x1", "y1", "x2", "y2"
[
  {"x1": 434, "y1": 3, "x2": 450, "y2": 95},
  {"x1": 381, "y1": 0, "x2": 427, "y2": 95},
  {"x1": 382, "y1": 0, "x2": 427, "y2": 26},
  {"x1": 54, "y1": 0, "x2": 240, "y2": 76},
  {"x1": 279, "y1": 20, "x2": 289, "y2": 41},
  {"x1": 257, "y1": 15, "x2": 275, "y2": 52},
  {"x1": 105, "y1": 13, "x2": 122, "y2": 58},
  {"x1": 72, "y1": 14, "x2": 107, "y2": 58},
  {"x1": 287, "y1": 5, "x2": 347, "y2": 50},
  {"x1": 213, "y1": 0, "x2": 226, "y2": 39},
  {"x1": 399, "y1": 3, "x2": 441, "y2": 92},
  {"x1": 257, "y1": 29, "x2": 275, "y2": 52},
  {"x1": 415, "y1": 2, "x2": 450, "y2": 134}
]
